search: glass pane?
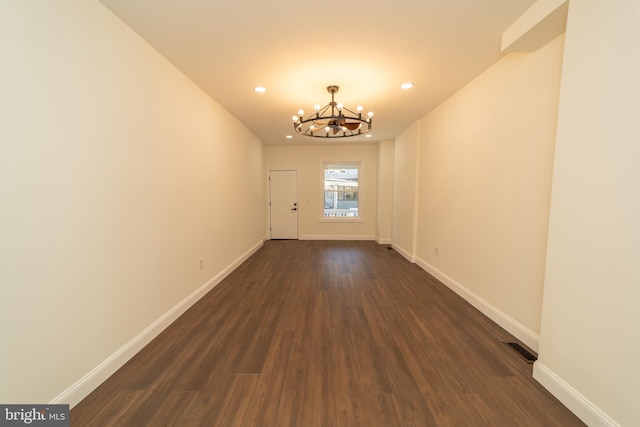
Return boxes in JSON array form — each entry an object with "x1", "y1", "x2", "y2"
[
  {"x1": 324, "y1": 191, "x2": 335, "y2": 209},
  {"x1": 324, "y1": 164, "x2": 359, "y2": 217}
]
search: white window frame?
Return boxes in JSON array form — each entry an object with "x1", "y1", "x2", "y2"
[{"x1": 319, "y1": 161, "x2": 363, "y2": 223}]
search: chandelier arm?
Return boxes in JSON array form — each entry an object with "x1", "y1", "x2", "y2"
[
  {"x1": 340, "y1": 107, "x2": 360, "y2": 117},
  {"x1": 315, "y1": 104, "x2": 332, "y2": 120}
]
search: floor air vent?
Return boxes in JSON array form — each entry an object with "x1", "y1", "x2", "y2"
[{"x1": 504, "y1": 342, "x2": 537, "y2": 364}]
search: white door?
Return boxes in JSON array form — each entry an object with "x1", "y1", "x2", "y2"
[{"x1": 269, "y1": 170, "x2": 298, "y2": 239}]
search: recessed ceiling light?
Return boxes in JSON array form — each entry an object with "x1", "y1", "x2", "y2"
[
  {"x1": 285, "y1": 135, "x2": 293, "y2": 139},
  {"x1": 365, "y1": 135, "x2": 372, "y2": 138},
  {"x1": 401, "y1": 82, "x2": 414, "y2": 90},
  {"x1": 254, "y1": 86, "x2": 266, "y2": 93}
]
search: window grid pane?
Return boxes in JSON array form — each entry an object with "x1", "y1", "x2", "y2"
[{"x1": 323, "y1": 164, "x2": 359, "y2": 218}]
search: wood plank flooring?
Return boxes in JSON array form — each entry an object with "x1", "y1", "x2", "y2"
[{"x1": 71, "y1": 240, "x2": 585, "y2": 426}]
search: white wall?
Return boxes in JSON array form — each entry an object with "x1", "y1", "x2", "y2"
[
  {"x1": 376, "y1": 140, "x2": 395, "y2": 244},
  {"x1": 263, "y1": 144, "x2": 378, "y2": 240},
  {"x1": 412, "y1": 35, "x2": 565, "y2": 349},
  {"x1": 391, "y1": 122, "x2": 420, "y2": 259},
  {"x1": 535, "y1": 1, "x2": 640, "y2": 425},
  {"x1": 0, "y1": 0, "x2": 263, "y2": 406}
]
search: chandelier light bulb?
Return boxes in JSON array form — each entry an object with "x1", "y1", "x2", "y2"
[
  {"x1": 368, "y1": 111, "x2": 374, "y2": 118},
  {"x1": 298, "y1": 109, "x2": 304, "y2": 116},
  {"x1": 357, "y1": 106, "x2": 363, "y2": 112},
  {"x1": 314, "y1": 104, "x2": 321, "y2": 112},
  {"x1": 292, "y1": 115, "x2": 299, "y2": 122},
  {"x1": 337, "y1": 103, "x2": 343, "y2": 110}
]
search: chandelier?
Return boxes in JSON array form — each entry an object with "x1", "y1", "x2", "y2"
[{"x1": 292, "y1": 85, "x2": 373, "y2": 138}]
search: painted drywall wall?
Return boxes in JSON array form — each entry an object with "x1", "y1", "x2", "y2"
[
  {"x1": 263, "y1": 144, "x2": 378, "y2": 240},
  {"x1": 376, "y1": 140, "x2": 394, "y2": 244},
  {"x1": 391, "y1": 123, "x2": 420, "y2": 259},
  {"x1": 0, "y1": 0, "x2": 263, "y2": 405},
  {"x1": 412, "y1": 35, "x2": 565, "y2": 348},
  {"x1": 536, "y1": 1, "x2": 640, "y2": 425}
]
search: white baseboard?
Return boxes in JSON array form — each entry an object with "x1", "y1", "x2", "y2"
[
  {"x1": 299, "y1": 234, "x2": 376, "y2": 241},
  {"x1": 52, "y1": 240, "x2": 264, "y2": 408},
  {"x1": 376, "y1": 238, "x2": 392, "y2": 245},
  {"x1": 533, "y1": 362, "x2": 619, "y2": 427},
  {"x1": 390, "y1": 243, "x2": 415, "y2": 263},
  {"x1": 414, "y1": 256, "x2": 540, "y2": 352}
]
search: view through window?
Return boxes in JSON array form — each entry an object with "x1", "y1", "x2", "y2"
[{"x1": 324, "y1": 163, "x2": 359, "y2": 217}]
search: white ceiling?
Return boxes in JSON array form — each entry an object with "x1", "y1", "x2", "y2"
[{"x1": 99, "y1": 0, "x2": 536, "y2": 146}]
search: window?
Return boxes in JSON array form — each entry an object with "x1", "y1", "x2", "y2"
[{"x1": 323, "y1": 162, "x2": 360, "y2": 218}]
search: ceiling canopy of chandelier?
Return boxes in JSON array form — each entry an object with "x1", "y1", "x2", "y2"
[{"x1": 292, "y1": 85, "x2": 373, "y2": 138}]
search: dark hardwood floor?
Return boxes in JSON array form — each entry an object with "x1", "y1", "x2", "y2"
[{"x1": 71, "y1": 240, "x2": 585, "y2": 426}]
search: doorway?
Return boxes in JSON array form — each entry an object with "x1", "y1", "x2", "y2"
[{"x1": 269, "y1": 170, "x2": 298, "y2": 239}]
